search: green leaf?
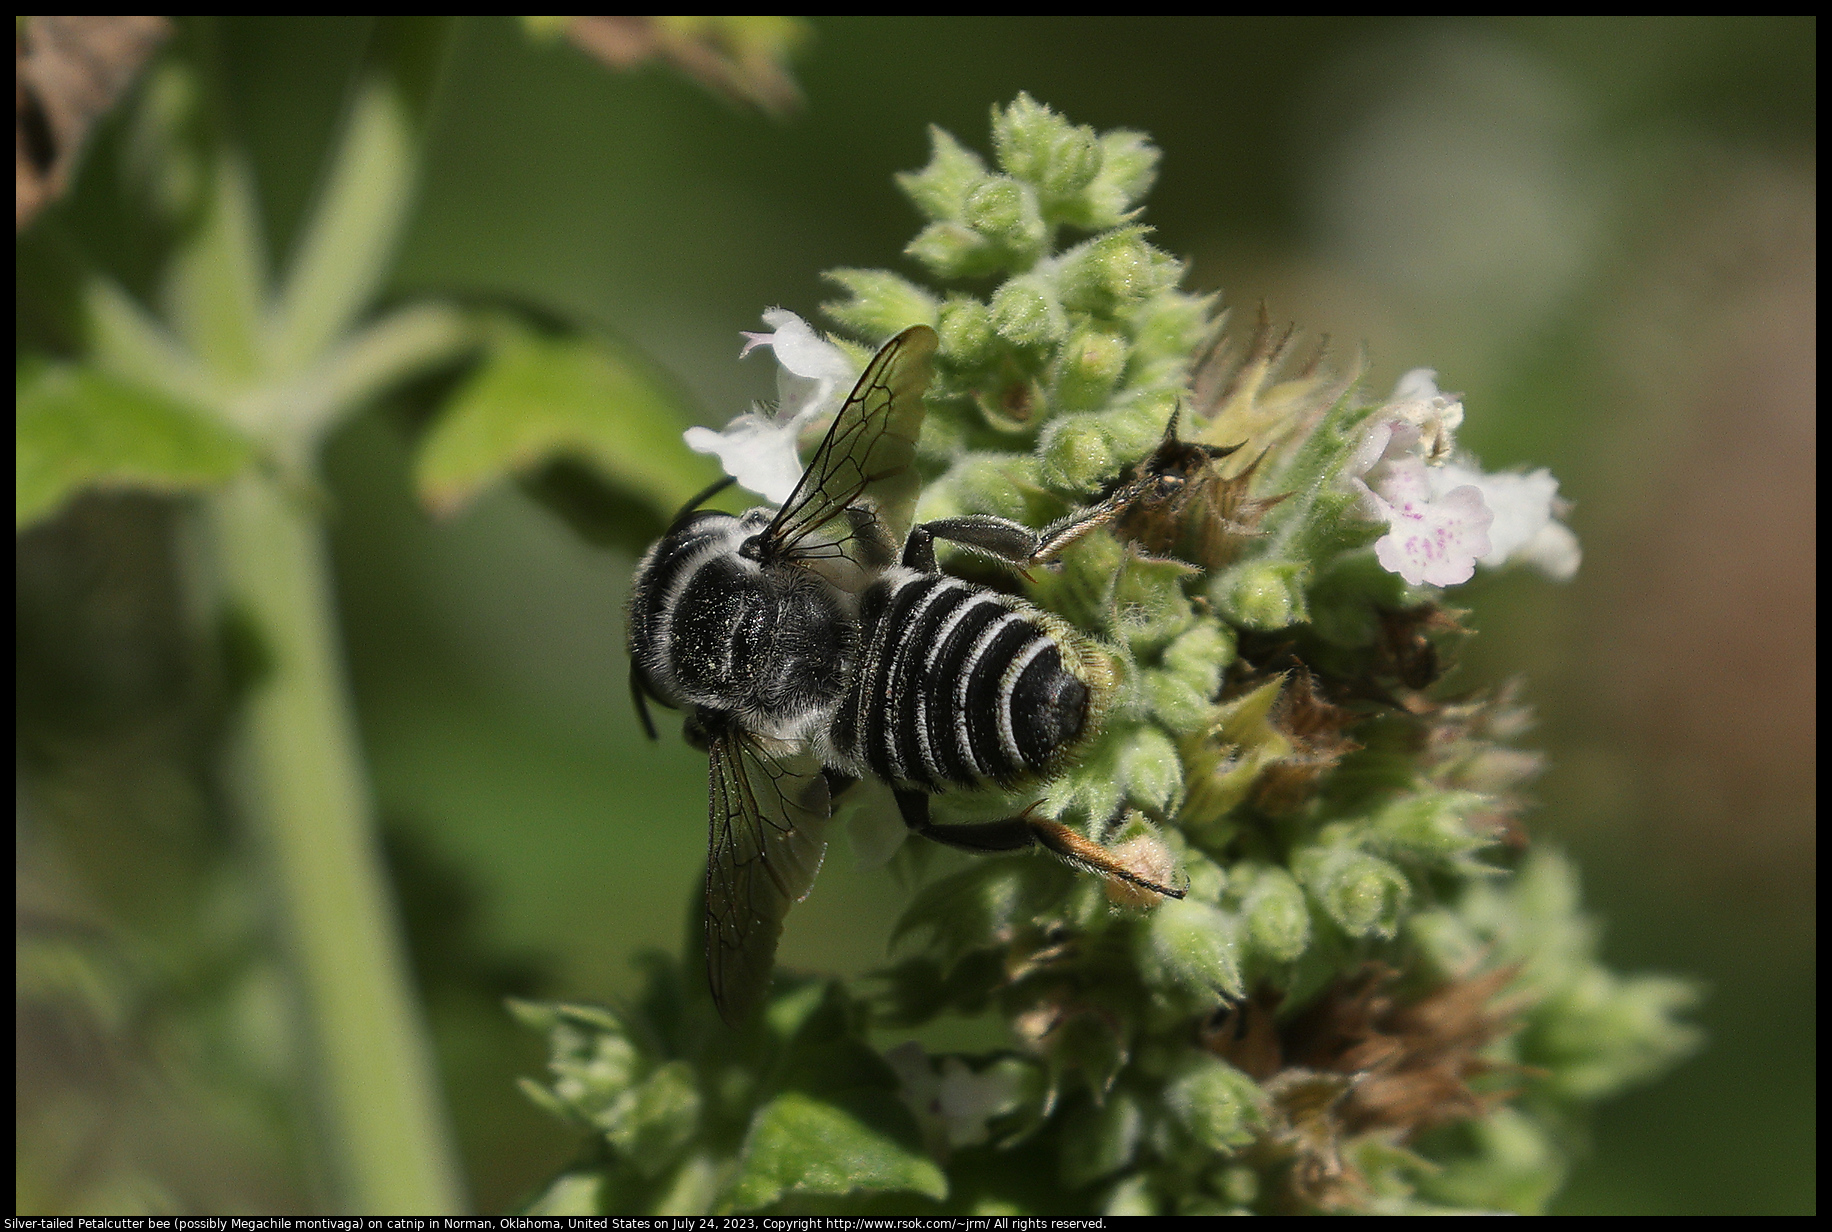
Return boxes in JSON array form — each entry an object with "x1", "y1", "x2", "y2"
[
  {"x1": 725, "y1": 1090, "x2": 946, "y2": 1211},
  {"x1": 892, "y1": 859, "x2": 1065, "y2": 974},
  {"x1": 415, "y1": 325, "x2": 718, "y2": 537},
  {"x1": 17, "y1": 361, "x2": 252, "y2": 529}
]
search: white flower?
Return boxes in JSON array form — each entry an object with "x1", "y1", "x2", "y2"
[
  {"x1": 884, "y1": 1042, "x2": 1025, "y2": 1150},
  {"x1": 1352, "y1": 420, "x2": 1494, "y2": 588},
  {"x1": 682, "y1": 308, "x2": 859, "y2": 503},
  {"x1": 1350, "y1": 370, "x2": 1579, "y2": 587},
  {"x1": 1433, "y1": 462, "x2": 1581, "y2": 581},
  {"x1": 1384, "y1": 368, "x2": 1465, "y2": 463}
]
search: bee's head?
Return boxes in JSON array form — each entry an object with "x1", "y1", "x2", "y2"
[{"x1": 736, "y1": 506, "x2": 775, "y2": 561}]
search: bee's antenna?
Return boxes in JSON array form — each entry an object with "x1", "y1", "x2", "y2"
[{"x1": 670, "y1": 476, "x2": 738, "y2": 529}]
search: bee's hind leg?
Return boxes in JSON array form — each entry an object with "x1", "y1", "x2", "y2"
[
  {"x1": 893, "y1": 789, "x2": 1183, "y2": 899},
  {"x1": 894, "y1": 788, "x2": 1035, "y2": 852}
]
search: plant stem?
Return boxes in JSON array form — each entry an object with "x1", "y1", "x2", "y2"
[{"x1": 210, "y1": 471, "x2": 464, "y2": 1214}]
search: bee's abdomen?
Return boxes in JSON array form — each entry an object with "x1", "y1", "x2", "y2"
[{"x1": 840, "y1": 573, "x2": 1089, "y2": 789}]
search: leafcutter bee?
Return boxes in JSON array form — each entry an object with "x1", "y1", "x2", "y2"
[{"x1": 628, "y1": 325, "x2": 1182, "y2": 1024}]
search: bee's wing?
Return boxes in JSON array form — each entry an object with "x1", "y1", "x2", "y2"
[
  {"x1": 763, "y1": 324, "x2": 936, "y2": 561},
  {"x1": 704, "y1": 726, "x2": 832, "y2": 1026}
]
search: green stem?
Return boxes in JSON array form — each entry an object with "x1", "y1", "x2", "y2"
[{"x1": 211, "y1": 471, "x2": 464, "y2": 1214}]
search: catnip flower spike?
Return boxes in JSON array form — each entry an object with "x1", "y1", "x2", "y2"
[{"x1": 520, "y1": 95, "x2": 1692, "y2": 1219}]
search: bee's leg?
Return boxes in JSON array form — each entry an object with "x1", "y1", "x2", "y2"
[
  {"x1": 630, "y1": 664, "x2": 658, "y2": 742},
  {"x1": 893, "y1": 787, "x2": 1034, "y2": 852},
  {"x1": 1024, "y1": 816, "x2": 1185, "y2": 899},
  {"x1": 909, "y1": 500, "x2": 1134, "y2": 573},
  {"x1": 893, "y1": 789, "x2": 1184, "y2": 899}
]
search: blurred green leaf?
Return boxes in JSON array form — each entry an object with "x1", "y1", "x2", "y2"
[
  {"x1": 725, "y1": 1089, "x2": 946, "y2": 1211},
  {"x1": 17, "y1": 359, "x2": 253, "y2": 529},
  {"x1": 414, "y1": 323, "x2": 718, "y2": 542}
]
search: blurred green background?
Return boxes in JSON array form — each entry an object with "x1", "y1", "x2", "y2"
[{"x1": 17, "y1": 16, "x2": 1813, "y2": 1215}]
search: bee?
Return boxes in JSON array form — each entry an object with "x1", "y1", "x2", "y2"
[{"x1": 628, "y1": 324, "x2": 1182, "y2": 1025}]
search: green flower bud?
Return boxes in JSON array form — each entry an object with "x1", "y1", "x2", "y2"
[
  {"x1": 821, "y1": 268, "x2": 940, "y2": 339},
  {"x1": 1178, "y1": 846, "x2": 1228, "y2": 904},
  {"x1": 1125, "y1": 289, "x2": 1216, "y2": 369},
  {"x1": 1060, "y1": 1088, "x2": 1144, "y2": 1187},
  {"x1": 1026, "y1": 529, "x2": 1124, "y2": 635},
  {"x1": 991, "y1": 93, "x2": 1094, "y2": 191},
  {"x1": 940, "y1": 452, "x2": 1033, "y2": 522},
  {"x1": 936, "y1": 295, "x2": 995, "y2": 366},
  {"x1": 1099, "y1": 391, "x2": 1180, "y2": 461},
  {"x1": 1417, "y1": 1106, "x2": 1564, "y2": 1215},
  {"x1": 1102, "y1": 1174, "x2": 1159, "y2": 1216},
  {"x1": 1113, "y1": 550, "x2": 1198, "y2": 653},
  {"x1": 1039, "y1": 727, "x2": 1126, "y2": 828},
  {"x1": 1367, "y1": 790, "x2": 1495, "y2": 869},
  {"x1": 912, "y1": 404, "x2": 971, "y2": 471},
  {"x1": 974, "y1": 373, "x2": 1050, "y2": 434},
  {"x1": 1140, "y1": 898, "x2": 1244, "y2": 999},
  {"x1": 1058, "y1": 230, "x2": 1181, "y2": 314},
  {"x1": 1211, "y1": 560, "x2": 1313, "y2": 630},
  {"x1": 1052, "y1": 326, "x2": 1129, "y2": 411},
  {"x1": 964, "y1": 175, "x2": 1047, "y2": 264},
  {"x1": 1216, "y1": 1165, "x2": 1259, "y2": 1206},
  {"x1": 1239, "y1": 866, "x2": 1311, "y2": 963},
  {"x1": 893, "y1": 859, "x2": 1061, "y2": 973},
  {"x1": 1039, "y1": 415, "x2": 1117, "y2": 491},
  {"x1": 1176, "y1": 679, "x2": 1291, "y2": 841},
  {"x1": 548, "y1": 1018, "x2": 642, "y2": 1110},
  {"x1": 1164, "y1": 1055, "x2": 1262, "y2": 1153},
  {"x1": 905, "y1": 221, "x2": 997, "y2": 280},
  {"x1": 1306, "y1": 553, "x2": 1408, "y2": 648},
  {"x1": 1119, "y1": 723, "x2": 1183, "y2": 813},
  {"x1": 896, "y1": 124, "x2": 990, "y2": 222},
  {"x1": 990, "y1": 275, "x2": 1065, "y2": 349},
  {"x1": 1160, "y1": 620, "x2": 1235, "y2": 702},
  {"x1": 1040, "y1": 127, "x2": 1103, "y2": 203},
  {"x1": 1050, "y1": 128, "x2": 1160, "y2": 230},
  {"x1": 1144, "y1": 668, "x2": 1209, "y2": 736},
  {"x1": 593, "y1": 1061, "x2": 701, "y2": 1178},
  {"x1": 1531, "y1": 962, "x2": 1703, "y2": 1100},
  {"x1": 1294, "y1": 841, "x2": 1411, "y2": 939}
]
